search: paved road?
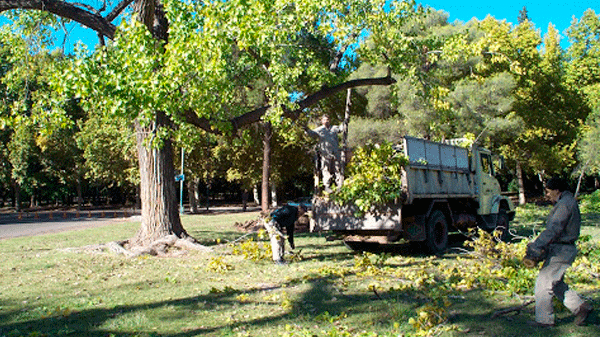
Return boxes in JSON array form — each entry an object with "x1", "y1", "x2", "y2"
[
  {"x1": 0, "y1": 206, "x2": 260, "y2": 240},
  {"x1": 0, "y1": 209, "x2": 140, "y2": 240}
]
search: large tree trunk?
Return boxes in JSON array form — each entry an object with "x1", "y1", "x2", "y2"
[
  {"x1": 13, "y1": 181, "x2": 20, "y2": 212},
  {"x1": 340, "y1": 88, "x2": 351, "y2": 180},
  {"x1": 253, "y1": 185, "x2": 260, "y2": 204},
  {"x1": 516, "y1": 161, "x2": 526, "y2": 205},
  {"x1": 261, "y1": 122, "x2": 272, "y2": 212},
  {"x1": 129, "y1": 111, "x2": 187, "y2": 246},
  {"x1": 270, "y1": 184, "x2": 277, "y2": 208},
  {"x1": 76, "y1": 173, "x2": 83, "y2": 211},
  {"x1": 188, "y1": 177, "x2": 200, "y2": 213}
]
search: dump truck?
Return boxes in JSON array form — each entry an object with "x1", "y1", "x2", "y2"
[{"x1": 311, "y1": 136, "x2": 516, "y2": 254}]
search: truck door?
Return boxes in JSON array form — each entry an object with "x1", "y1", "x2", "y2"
[{"x1": 477, "y1": 151, "x2": 502, "y2": 215}]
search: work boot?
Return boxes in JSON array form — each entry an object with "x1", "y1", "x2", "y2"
[{"x1": 574, "y1": 302, "x2": 592, "y2": 326}]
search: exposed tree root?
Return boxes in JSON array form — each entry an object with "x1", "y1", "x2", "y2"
[{"x1": 61, "y1": 235, "x2": 213, "y2": 257}]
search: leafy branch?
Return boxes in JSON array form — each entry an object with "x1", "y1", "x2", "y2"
[{"x1": 332, "y1": 141, "x2": 408, "y2": 215}]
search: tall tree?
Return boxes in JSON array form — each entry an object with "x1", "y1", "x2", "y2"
[
  {"x1": 566, "y1": 9, "x2": 600, "y2": 108},
  {"x1": 568, "y1": 10, "x2": 600, "y2": 185},
  {"x1": 479, "y1": 19, "x2": 587, "y2": 199},
  {"x1": 518, "y1": 6, "x2": 529, "y2": 24},
  {"x1": 1, "y1": 12, "x2": 81, "y2": 209},
  {"x1": 2, "y1": 0, "x2": 425, "y2": 250}
]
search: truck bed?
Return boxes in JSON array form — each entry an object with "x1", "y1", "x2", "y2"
[
  {"x1": 312, "y1": 137, "x2": 476, "y2": 233},
  {"x1": 402, "y1": 137, "x2": 475, "y2": 202}
]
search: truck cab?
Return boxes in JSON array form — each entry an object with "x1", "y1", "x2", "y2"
[{"x1": 472, "y1": 147, "x2": 515, "y2": 237}]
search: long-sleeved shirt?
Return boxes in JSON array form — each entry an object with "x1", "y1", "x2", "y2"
[
  {"x1": 532, "y1": 190, "x2": 581, "y2": 250},
  {"x1": 270, "y1": 205, "x2": 299, "y2": 248},
  {"x1": 306, "y1": 124, "x2": 343, "y2": 159}
]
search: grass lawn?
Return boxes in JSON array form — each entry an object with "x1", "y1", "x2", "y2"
[{"x1": 1, "y1": 207, "x2": 599, "y2": 337}]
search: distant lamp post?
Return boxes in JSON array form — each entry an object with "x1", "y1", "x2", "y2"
[{"x1": 175, "y1": 149, "x2": 185, "y2": 214}]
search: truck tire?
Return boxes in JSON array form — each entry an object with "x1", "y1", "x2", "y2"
[
  {"x1": 425, "y1": 210, "x2": 448, "y2": 254},
  {"x1": 479, "y1": 209, "x2": 511, "y2": 242}
]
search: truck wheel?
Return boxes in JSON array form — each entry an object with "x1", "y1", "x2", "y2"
[
  {"x1": 425, "y1": 210, "x2": 448, "y2": 254},
  {"x1": 494, "y1": 209, "x2": 510, "y2": 242}
]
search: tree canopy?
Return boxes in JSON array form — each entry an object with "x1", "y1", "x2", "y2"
[{"x1": 1, "y1": 1, "x2": 600, "y2": 238}]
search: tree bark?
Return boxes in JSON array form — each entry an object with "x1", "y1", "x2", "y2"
[
  {"x1": 13, "y1": 181, "x2": 20, "y2": 212},
  {"x1": 184, "y1": 76, "x2": 396, "y2": 135},
  {"x1": 188, "y1": 177, "x2": 200, "y2": 213},
  {"x1": 340, "y1": 88, "x2": 351, "y2": 180},
  {"x1": 0, "y1": 0, "x2": 117, "y2": 38},
  {"x1": 129, "y1": 111, "x2": 187, "y2": 246},
  {"x1": 575, "y1": 160, "x2": 589, "y2": 198},
  {"x1": 516, "y1": 161, "x2": 526, "y2": 205},
  {"x1": 261, "y1": 122, "x2": 272, "y2": 212},
  {"x1": 270, "y1": 184, "x2": 277, "y2": 208},
  {"x1": 76, "y1": 173, "x2": 83, "y2": 211}
]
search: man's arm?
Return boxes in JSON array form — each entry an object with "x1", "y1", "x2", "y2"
[
  {"x1": 332, "y1": 124, "x2": 344, "y2": 134},
  {"x1": 286, "y1": 221, "x2": 295, "y2": 249},
  {"x1": 533, "y1": 202, "x2": 571, "y2": 249},
  {"x1": 303, "y1": 125, "x2": 319, "y2": 139}
]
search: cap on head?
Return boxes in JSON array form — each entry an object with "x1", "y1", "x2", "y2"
[{"x1": 546, "y1": 177, "x2": 569, "y2": 192}]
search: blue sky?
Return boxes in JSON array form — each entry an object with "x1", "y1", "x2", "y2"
[
  {"x1": 66, "y1": 1, "x2": 597, "y2": 51},
  {"x1": 422, "y1": 1, "x2": 597, "y2": 47},
  {"x1": 2, "y1": 1, "x2": 598, "y2": 51}
]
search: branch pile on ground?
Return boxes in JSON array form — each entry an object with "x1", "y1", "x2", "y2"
[
  {"x1": 234, "y1": 218, "x2": 264, "y2": 232},
  {"x1": 234, "y1": 215, "x2": 310, "y2": 233}
]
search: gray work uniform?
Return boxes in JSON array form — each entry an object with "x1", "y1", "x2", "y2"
[
  {"x1": 306, "y1": 124, "x2": 343, "y2": 191},
  {"x1": 530, "y1": 191, "x2": 586, "y2": 325}
]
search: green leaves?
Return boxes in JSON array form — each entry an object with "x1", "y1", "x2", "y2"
[{"x1": 333, "y1": 141, "x2": 408, "y2": 214}]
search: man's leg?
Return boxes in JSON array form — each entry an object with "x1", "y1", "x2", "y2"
[
  {"x1": 535, "y1": 261, "x2": 570, "y2": 325},
  {"x1": 265, "y1": 220, "x2": 285, "y2": 262},
  {"x1": 553, "y1": 274, "x2": 586, "y2": 314},
  {"x1": 321, "y1": 157, "x2": 333, "y2": 192},
  {"x1": 333, "y1": 157, "x2": 343, "y2": 189}
]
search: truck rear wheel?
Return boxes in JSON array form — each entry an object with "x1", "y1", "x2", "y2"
[{"x1": 425, "y1": 210, "x2": 448, "y2": 254}]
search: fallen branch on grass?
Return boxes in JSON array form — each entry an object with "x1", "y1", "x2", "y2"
[{"x1": 491, "y1": 299, "x2": 534, "y2": 318}]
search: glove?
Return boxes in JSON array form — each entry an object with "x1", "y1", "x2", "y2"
[
  {"x1": 523, "y1": 243, "x2": 546, "y2": 268},
  {"x1": 523, "y1": 257, "x2": 538, "y2": 268}
]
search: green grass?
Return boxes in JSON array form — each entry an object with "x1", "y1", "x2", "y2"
[{"x1": 1, "y1": 209, "x2": 599, "y2": 337}]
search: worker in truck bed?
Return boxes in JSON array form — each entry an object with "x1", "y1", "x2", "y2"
[{"x1": 304, "y1": 114, "x2": 344, "y2": 193}]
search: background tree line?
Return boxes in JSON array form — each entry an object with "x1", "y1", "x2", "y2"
[{"x1": 1, "y1": 1, "x2": 599, "y2": 247}]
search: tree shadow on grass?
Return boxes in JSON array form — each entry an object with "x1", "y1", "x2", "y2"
[
  {"x1": 449, "y1": 289, "x2": 600, "y2": 337},
  {"x1": 2, "y1": 264, "x2": 598, "y2": 337},
  {"x1": 0, "y1": 285, "x2": 293, "y2": 336},
  {"x1": 0, "y1": 273, "x2": 410, "y2": 337}
]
